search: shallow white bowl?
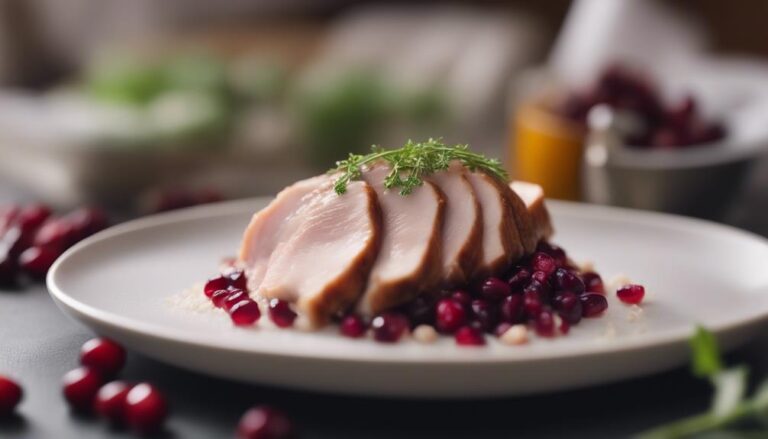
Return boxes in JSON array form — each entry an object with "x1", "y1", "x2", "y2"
[{"x1": 47, "y1": 199, "x2": 768, "y2": 398}]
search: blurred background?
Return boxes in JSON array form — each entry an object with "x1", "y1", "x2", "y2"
[{"x1": 2, "y1": 0, "x2": 768, "y2": 223}]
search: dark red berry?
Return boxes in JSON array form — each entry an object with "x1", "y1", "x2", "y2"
[
  {"x1": 204, "y1": 275, "x2": 229, "y2": 298},
  {"x1": 94, "y1": 381, "x2": 132, "y2": 424},
  {"x1": 553, "y1": 291, "x2": 582, "y2": 324},
  {"x1": 480, "y1": 277, "x2": 511, "y2": 301},
  {"x1": 228, "y1": 270, "x2": 248, "y2": 291},
  {"x1": 532, "y1": 252, "x2": 557, "y2": 276},
  {"x1": 65, "y1": 207, "x2": 109, "y2": 240},
  {"x1": 536, "y1": 242, "x2": 567, "y2": 266},
  {"x1": 223, "y1": 289, "x2": 248, "y2": 311},
  {"x1": 581, "y1": 271, "x2": 605, "y2": 294},
  {"x1": 406, "y1": 295, "x2": 435, "y2": 326},
  {"x1": 533, "y1": 310, "x2": 556, "y2": 337},
  {"x1": 62, "y1": 367, "x2": 103, "y2": 411},
  {"x1": 19, "y1": 246, "x2": 60, "y2": 278},
  {"x1": 211, "y1": 289, "x2": 231, "y2": 308},
  {"x1": 500, "y1": 294, "x2": 524, "y2": 323},
  {"x1": 507, "y1": 267, "x2": 531, "y2": 291},
  {"x1": 124, "y1": 383, "x2": 168, "y2": 434},
  {"x1": 470, "y1": 299, "x2": 498, "y2": 332},
  {"x1": 237, "y1": 405, "x2": 295, "y2": 439},
  {"x1": 17, "y1": 204, "x2": 51, "y2": 230},
  {"x1": 531, "y1": 270, "x2": 550, "y2": 286},
  {"x1": 523, "y1": 290, "x2": 543, "y2": 317},
  {"x1": 340, "y1": 314, "x2": 367, "y2": 338},
  {"x1": 435, "y1": 299, "x2": 467, "y2": 333},
  {"x1": 371, "y1": 312, "x2": 409, "y2": 343},
  {"x1": 554, "y1": 268, "x2": 585, "y2": 294},
  {"x1": 450, "y1": 290, "x2": 472, "y2": 308},
  {"x1": 617, "y1": 284, "x2": 645, "y2": 304},
  {"x1": 581, "y1": 293, "x2": 609, "y2": 317},
  {"x1": 268, "y1": 299, "x2": 297, "y2": 328},
  {"x1": 80, "y1": 338, "x2": 126, "y2": 376},
  {"x1": 0, "y1": 375, "x2": 22, "y2": 416},
  {"x1": 229, "y1": 300, "x2": 261, "y2": 326},
  {"x1": 33, "y1": 219, "x2": 76, "y2": 250},
  {"x1": 454, "y1": 326, "x2": 486, "y2": 346}
]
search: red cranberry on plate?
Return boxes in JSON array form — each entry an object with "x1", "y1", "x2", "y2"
[
  {"x1": 450, "y1": 290, "x2": 472, "y2": 309},
  {"x1": 523, "y1": 290, "x2": 544, "y2": 318},
  {"x1": 229, "y1": 300, "x2": 261, "y2": 326},
  {"x1": 554, "y1": 268, "x2": 585, "y2": 295},
  {"x1": 454, "y1": 325, "x2": 486, "y2": 346},
  {"x1": 228, "y1": 270, "x2": 248, "y2": 291},
  {"x1": 268, "y1": 299, "x2": 297, "y2": 328},
  {"x1": 237, "y1": 405, "x2": 295, "y2": 439},
  {"x1": 211, "y1": 289, "x2": 232, "y2": 308},
  {"x1": 500, "y1": 294, "x2": 524, "y2": 324},
  {"x1": 340, "y1": 314, "x2": 367, "y2": 338},
  {"x1": 80, "y1": 338, "x2": 126, "y2": 377},
  {"x1": 536, "y1": 242, "x2": 567, "y2": 267},
  {"x1": 480, "y1": 277, "x2": 510, "y2": 301},
  {"x1": 62, "y1": 367, "x2": 103, "y2": 411},
  {"x1": 124, "y1": 383, "x2": 168, "y2": 434},
  {"x1": 581, "y1": 271, "x2": 604, "y2": 294},
  {"x1": 0, "y1": 375, "x2": 22, "y2": 416},
  {"x1": 617, "y1": 284, "x2": 645, "y2": 304},
  {"x1": 435, "y1": 299, "x2": 467, "y2": 333},
  {"x1": 94, "y1": 381, "x2": 133, "y2": 424},
  {"x1": 532, "y1": 252, "x2": 557, "y2": 276},
  {"x1": 371, "y1": 312, "x2": 409, "y2": 343},
  {"x1": 470, "y1": 299, "x2": 498, "y2": 332},
  {"x1": 223, "y1": 290, "x2": 248, "y2": 311},
  {"x1": 581, "y1": 293, "x2": 609, "y2": 317},
  {"x1": 533, "y1": 309, "x2": 556, "y2": 337},
  {"x1": 507, "y1": 267, "x2": 531, "y2": 291},
  {"x1": 204, "y1": 275, "x2": 229, "y2": 298},
  {"x1": 553, "y1": 291, "x2": 583, "y2": 325}
]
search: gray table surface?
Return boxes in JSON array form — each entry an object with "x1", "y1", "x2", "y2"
[{"x1": 3, "y1": 158, "x2": 768, "y2": 439}]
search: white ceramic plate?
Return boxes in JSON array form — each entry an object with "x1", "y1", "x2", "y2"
[{"x1": 47, "y1": 199, "x2": 768, "y2": 398}]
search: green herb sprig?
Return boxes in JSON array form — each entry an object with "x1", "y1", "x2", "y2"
[{"x1": 329, "y1": 138, "x2": 507, "y2": 195}]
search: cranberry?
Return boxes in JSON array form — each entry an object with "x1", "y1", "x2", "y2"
[
  {"x1": 435, "y1": 299, "x2": 467, "y2": 333},
  {"x1": 507, "y1": 267, "x2": 531, "y2": 291},
  {"x1": 62, "y1": 367, "x2": 103, "y2": 411},
  {"x1": 532, "y1": 252, "x2": 557, "y2": 276},
  {"x1": 124, "y1": 383, "x2": 168, "y2": 434},
  {"x1": 80, "y1": 338, "x2": 126, "y2": 377},
  {"x1": 531, "y1": 270, "x2": 550, "y2": 286},
  {"x1": 581, "y1": 293, "x2": 609, "y2": 317},
  {"x1": 500, "y1": 294, "x2": 524, "y2": 323},
  {"x1": 480, "y1": 277, "x2": 511, "y2": 301},
  {"x1": 65, "y1": 207, "x2": 109, "y2": 240},
  {"x1": 94, "y1": 381, "x2": 132, "y2": 424},
  {"x1": 211, "y1": 289, "x2": 232, "y2": 308},
  {"x1": 0, "y1": 205, "x2": 19, "y2": 233},
  {"x1": 554, "y1": 268, "x2": 585, "y2": 294},
  {"x1": 450, "y1": 290, "x2": 472, "y2": 308},
  {"x1": 536, "y1": 242, "x2": 567, "y2": 266},
  {"x1": 371, "y1": 312, "x2": 409, "y2": 343},
  {"x1": 470, "y1": 299, "x2": 498, "y2": 332},
  {"x1": 581, "y1": 271, "x2": 605, "y2": 294},
  {"x1": 228, "y1": 270, "x2": 248, "y2": 291},
  {"x1": 533, "y1": 310, "x2": 556, "y2": 337},
  {"x1": 19, "y1": 246, "x2": 60, "y2": 278},
  {"x1": 33, "y1": 219, "x2": 76, "y2": 250},
  {"x1": 0, "y1": 375, "x2": 22, "y2": 416},
  {"x1": 524, "y1": 279, "x2": 550, "y2": 300},
  {"x1": 340, "y1": 314, "x2": 367, "y2": 338},
  {"x1": 5, "y1": 225, "x2": 33, "y2": 258},
  {"x1": 559, "y1": 318, "x2": 571, "y2": 335},
  {"x1": 553, "y1": 291, "x2": 582, "y2": 324},
  {"x1": 204, "y1": 275, "x2": 229, "y2": 297},
  {"x1": 406, "y1": 295, "x2": 435, "y2": 326},
  {"x1": 268, "y1": 299, "x2": 297, "y2": 328},
  {"x1": 524, "y1": 288, "x2": 545, "y2": 315},
  {"x1": 17, "y1": 204, "x2": 51, "y2": 230},
  {"x1": 237, "y1": 405, "x2": 295, "y2": 439},
  {"x1": 223, "y1": 289, "x2": 248, "y2": 311},
  {"x1": 617, "y1": 284, "x2": 645, "y2": 304},
  {"x1": 0, "y1": 252, "x2": 18, "y2": 286},
  {"x1": 229, "y1": 300, "x2": 261, "y2": 326},
  {"x1": 454, "y1": 326, "x2": 486, "y2": 346}
]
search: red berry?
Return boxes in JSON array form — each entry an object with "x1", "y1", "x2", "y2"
[
  {"x1": 371, "y1": 312, "x2": 409, "y2": 343},
  {"x1": 500, "y1": 294, "x2": 524, "y2": 323},
  {"x1": 223, "y1": 289, "x2": 248, "y2": 311},
  {"x1": 554, "y1": 268, "x2": 585, "y2": 294},
  {"x1": 228, "y1": 270, "x2": 248, "y2": 291},
  {"x1": 19, "y1": 246, "x2": 60, "y2": 278},
  {"x1": 480, "y1": 277, "x2": 511, "y2": 301},
  {"x1": 204, "y1": 275, "x2": 229, "y2": 298},
  {"x1": 237, "y1": 405, "x2": 295, "y2": 439},
  {"x1": 450, "y1": 290, "x2": 472, "y2": 308},
  {"x1": 523, "y1": 290, "x2": 543, "y2": 317},
  {"x1": 553, "y1": 291, "x2": 582, "y2": 324},
  {"x1": 65, "y1": 207, "x2": 109, "y2": 241},
  {"x1": 507, "y1": 267, "x2": 531, "y2": 291},
  {"x1": 581, "y1": 293, "x2": 609, "y2": 317},
  {"x1": 581, "y1": 271, "x2": 605, "y2": 294},
  {"x1": 533, "y1": 310, "x2": 556, "y2": 337},
  {"x1": 454, "y1": 326, "x2": 486, "y2": 346},
  {"x1": 124, "y1": 383, "x2": 168, "y2": 434},
  {"x1": 211, "y1": 289, "x2": 232, "y2": 308},
  {"x1": 470, "y1": 299, "x2": 498, "y2": 332},
  {"x1": 229, "y1": 300, "x2": 261, "y2": 326},
  {"x1": 94, "y1": 381, "x2": 132, "y2": 423},
  {"x1": 80, "y1": 338, "x2": 126, "y2": 376},
  {"x1": 33, "y1": 219, "x2": 76, "y2": 250},
  {"x1": 617, "y1": 284, "x2": 645, "y2": 304},
  {"x1": 0, "y1": 375, "x2": 23, "y2": 416},
  {"x1": 268, "y1": 299, "x2": 297, "y2": 328},
  {"x1": 435, "y1": 299, "x2": 467, "y2": 333},
  {"x1": 532, "y1": 252, "x2": 557, "y2": 276},
  {"x1": 340, "y1": 314, "x2": 367, "y2": 338},
  {"x1": 17, "y1": 204, "x2": 51, "y2": 230},
  {"x1": 62, "y1": 367, "x2": 103, "y2": 411}
]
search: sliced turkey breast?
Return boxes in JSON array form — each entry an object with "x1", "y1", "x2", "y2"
[
  {"x1": 238, "y1": 175, "x2": 329, "y2": 292},
  {"x1": 428, "y1": 164, "x2": 482, "y2": 285},
  {"x1": 511, "y1": 180, "x2": 554, "y2": 243},
  {"x1": 465, "y1": 171, "x2": 524, "y2": 278},
  {"x1": 356, "y1": 165, "x2": 445, "y2": 316},
  {"x1": 258, "y1": 180, "x2": 381, "y2": 327}
]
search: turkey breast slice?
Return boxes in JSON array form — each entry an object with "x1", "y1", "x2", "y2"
[
  {"x1": 428, "y1": 164, "x2": 482, "y2": 285},
  {"x1": 510, "y1": 180, "x2": 554, "y2": 243},
  {"x1": 356, "y1": 165, "x2": 445, "y2": 316},
  {"x1": 465, "y1": 171, "x2": 524, "y2": 278},
  {"x1": 258, "y1": 179, "x2": 381, "y2": 327}
]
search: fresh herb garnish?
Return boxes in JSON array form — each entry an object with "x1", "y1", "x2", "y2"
[
  {"x1": 329, "y1": 138, "x2": 508, "y2": 195},
  {"x1": 638, "y1": 326, "x2": 768, "y2": 438}
]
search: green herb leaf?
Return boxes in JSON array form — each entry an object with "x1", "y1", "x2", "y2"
[
  {"x1": 691, "y1": 326, "x2": 723, "y2": 378},
  {"x1": 712, "y1": 367, "x2": 749, "y2": 418},
  {"x1": 329, "y1": 138, "x2": 508, "y2": 195}
]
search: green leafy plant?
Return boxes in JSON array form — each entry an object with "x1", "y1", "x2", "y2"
[
  {"x1": 638, "y1": 327, "x2": 768, "y2": 438},
  {"x1": 329, "y1": 138, "x2": 508, "y2": 196}
]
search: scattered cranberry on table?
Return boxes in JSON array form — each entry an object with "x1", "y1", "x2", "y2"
[
  {"x1": 124, "y1": 383, "x2": 168, "y2": 434},
  {"x1": 0, "y1": 375, "x2": 23, "y2": 416},
  {"x1": 62, "y1": 367, "x2": 104, "y2": 412},
  {"x1": 237, "y1": 405, "x2": 295, "y2": 439},
  {"x1": 94, "y1": 381, "x2": 133, "y2": 424},
  {"x1": 80, "y1": 338, "x2": 127, "y2": 377},
  {"x1": 617, "y1": 284, "x2": 646, "y2": 305}
]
